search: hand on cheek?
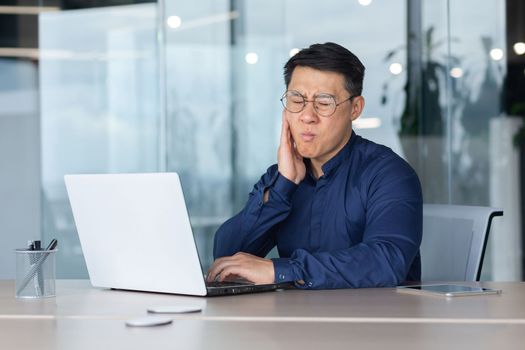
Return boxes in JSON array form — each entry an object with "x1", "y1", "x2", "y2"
[{"x1": 278, "y1": 112, "x2": 306, "y2": 184}]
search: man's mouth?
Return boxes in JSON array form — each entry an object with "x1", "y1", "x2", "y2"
[{"x1": 300, "y1": 132, "x2": 316, "y2": 142}]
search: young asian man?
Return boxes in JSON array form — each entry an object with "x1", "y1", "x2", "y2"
[{"x1": 207, "y1": 42, "x2": 422, "y2": 289}]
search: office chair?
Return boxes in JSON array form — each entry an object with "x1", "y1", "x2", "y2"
[{"x1": 420, "y1": 204, "x2": 503, "y2": 281}]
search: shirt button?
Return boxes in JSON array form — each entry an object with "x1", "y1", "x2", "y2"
[{"x1": 279, "y1": 274, "x2": 285, "y2": 280}]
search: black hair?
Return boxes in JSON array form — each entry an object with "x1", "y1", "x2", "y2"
[{"x1": 283, "y1": 42, "x2": 365, "y2": 96}]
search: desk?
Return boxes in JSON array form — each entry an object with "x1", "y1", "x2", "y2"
[
  {"x1": 2, "y1": 318, "x2": 524, "y2": 350},
  {"x1": 1, "y1": 280, "x2": 524, "y2": 321},
  {"x1": 1, "y1": 280, "x2": 524, "y2": 349}
]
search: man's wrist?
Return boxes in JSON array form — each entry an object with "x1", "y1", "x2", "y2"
[
  {"x1": 278, "y1": 171, "x2": 302, "y2": 185},
  {"x1": 273, "y1": 173, "x2": 299, "y2": 200}
]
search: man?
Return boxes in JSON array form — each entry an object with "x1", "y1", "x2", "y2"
[{"x1": 207, "y1": 42, "x2": 422, "y2": 289}]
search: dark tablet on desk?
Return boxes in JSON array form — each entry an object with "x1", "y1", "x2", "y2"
[{"x1": 396, "y1": 284, "x2": 502, "y2": 297}]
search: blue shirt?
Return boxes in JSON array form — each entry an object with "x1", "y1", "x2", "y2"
[{"x1": 213, "y1": 132, "x2": 422, "y2": 289}]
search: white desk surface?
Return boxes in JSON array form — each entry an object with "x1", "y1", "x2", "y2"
[
  {"x1": 1, "y1": 280, "x2": 524, "y2": 323},
  {"x1": 1, "y1": 318, "x2": 524, "y2": 350},
  {"x1": 2, "y1": 280, "x2": 525, "y2": 350}
]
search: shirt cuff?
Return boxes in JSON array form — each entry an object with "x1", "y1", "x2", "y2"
[
  {"x1": 271, "y1": 173, "x2": 298, "y2": 201},
  {"x1": 272, "y1": 258, "x2": 296, "y2": 283}
]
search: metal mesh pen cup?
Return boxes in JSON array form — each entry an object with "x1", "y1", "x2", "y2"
[{"x1": 15, "y1": 248, "x2": 57, "y2": 298}]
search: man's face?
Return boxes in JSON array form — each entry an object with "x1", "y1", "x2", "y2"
[{"x1": 285, "y1": 66, "x2": 362, "y2": 167}]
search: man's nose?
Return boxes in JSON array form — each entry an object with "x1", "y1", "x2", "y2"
[{"x1": 300, "y1": 101, "x2": 319, "y2": 124}]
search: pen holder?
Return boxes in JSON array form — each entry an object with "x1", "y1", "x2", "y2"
[{"x1": 15, "y1": 248, "x2": 57, "y2": 298}]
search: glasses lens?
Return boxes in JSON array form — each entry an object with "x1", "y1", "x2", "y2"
[
  {"x1": 314, "y1": 95, "x2": 336, "y2": 116},
  {"x1": 283, "y1": 92, "x2": 305, "y2": 113}
]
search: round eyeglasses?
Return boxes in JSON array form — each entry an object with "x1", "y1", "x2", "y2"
[{"x1": 280, "y1": 90, "x2": 355, "y2": 117}]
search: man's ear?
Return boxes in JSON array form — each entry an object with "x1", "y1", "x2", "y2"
[{"x1": 350, "y1": 96, "x2": 365, "y2": 121}]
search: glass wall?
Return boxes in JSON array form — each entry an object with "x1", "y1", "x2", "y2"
[
  {"x1": 39, "y1": 3, "x2": 160, "y2": 277},
  {"x1": 163, "y1": 0, "x2": 408, "y2": 269},
  {"x1": 0, "y1": 13, "x2": 40, "y2": 279},
  {"x1": 35, "y1": 0, "x2": 520, "y2": 279},
  {"x1": 162, "y1": 0, "x2": 516, "y2": 276},
  {"x1": 421, "y1": 0, "x2": 513, "y2": 279}
]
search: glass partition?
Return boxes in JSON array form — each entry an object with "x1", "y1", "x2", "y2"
[
  {"x1": 39, "y1": 3, "x2": 160, "y2": 277},
  {"x1": 37, "y1": 0, "x2": 519, "y2": 280},
  {"x1": 163, "y1": 0, "x2": 407, "y2": 270},
  {"x1": 162, "y1": 0, "x2": 515, "y2": 277},
  {"x1": 421, "y1": 0, "x2": 510, "y2": 279}
]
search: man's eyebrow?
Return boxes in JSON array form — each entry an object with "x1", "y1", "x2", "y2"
[
  {"x1": 315, "y1": 92, "x2": 336, "y2": 97},
  {"x1": 289, "y1": 90, "x2": 336, "y2": 98}
]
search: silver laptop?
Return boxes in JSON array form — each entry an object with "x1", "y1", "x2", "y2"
[{"x1": 64, "y1": 172, "x2": 289, "y2": 296}]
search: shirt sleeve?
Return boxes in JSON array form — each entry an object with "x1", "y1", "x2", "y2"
[
  {"x1": 273, "y1": 154, "x2": 423, "y2": 289},
  {"x1": 213, "y1": 165, "x2": 299, "y2": 259}
]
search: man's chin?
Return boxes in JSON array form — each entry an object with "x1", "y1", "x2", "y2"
[{"x1": 296, "y1": 145, "x2": 317, "y2": 159}]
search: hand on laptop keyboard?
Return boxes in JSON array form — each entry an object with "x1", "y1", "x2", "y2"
[
  {"x1": 206, "y1": 280, "x2": 253, "y2": 287},
  {"x1": 204, "y1": 274, "x2": 253, "y2": 287}
]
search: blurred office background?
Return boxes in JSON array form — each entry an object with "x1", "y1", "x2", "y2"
[{"x1": 0, "y1": 0, "x2": 524, "y2": 280}]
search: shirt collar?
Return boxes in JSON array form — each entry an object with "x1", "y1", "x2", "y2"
[
  {"x1": 303, "y1": 130, "x2": 359, "y2": 181},
  {"x1": 320, "y1": 130, "x2": 358, "y2": 177}
]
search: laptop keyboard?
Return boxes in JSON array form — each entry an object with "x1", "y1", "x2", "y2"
[{"x1": 206, "y1": 281, "x2": 253, "y2": 288}]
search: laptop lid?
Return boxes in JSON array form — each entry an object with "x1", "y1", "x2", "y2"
[{"x1": 64, "y1": 172, "x2": 208, "y2": 296}]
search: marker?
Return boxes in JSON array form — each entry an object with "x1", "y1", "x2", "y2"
[{"x1": 27, "y1": 240, "x2": 40, "y2": 295}]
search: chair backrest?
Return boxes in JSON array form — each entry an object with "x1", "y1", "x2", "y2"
[{"x1": 421, "y1": 204, "x2": 503, "y2": 281}]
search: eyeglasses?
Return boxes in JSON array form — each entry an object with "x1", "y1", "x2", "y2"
[{"x1": 280, "y1": 90, "x2": 355, "y2": 117}]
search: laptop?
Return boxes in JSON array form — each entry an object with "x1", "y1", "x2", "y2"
[{"x1": 64, "y1": 172, "x2": 291, "y2": 296}]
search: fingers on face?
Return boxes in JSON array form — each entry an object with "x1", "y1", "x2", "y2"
[
  {"x1": 280, "y1": 114, "x2": 290, "y2": 146},
  {"x1": 293, "y1": 146, "x2": 303, "y2": 161}
]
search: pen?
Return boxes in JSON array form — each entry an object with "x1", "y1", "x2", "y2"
[
  {"x1": 34, "y1": 240, "x2": 44, "y2": 296},
  {"x1": 27, "y1": 241, "x2": 40, "y2": 296},
  {"x1": 17, "y1": 239, "x2": 58, "y2": 296}
]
